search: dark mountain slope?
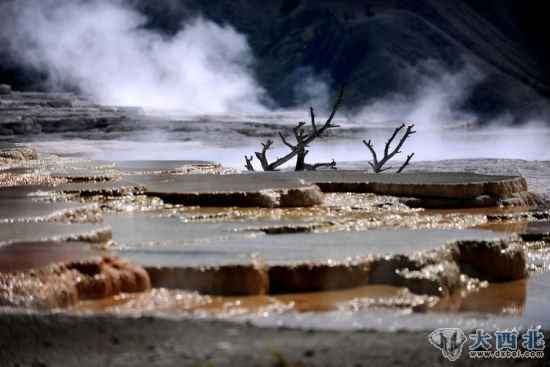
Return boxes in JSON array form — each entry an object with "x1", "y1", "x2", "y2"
[{"x1": 1, "y1": 0, "x2": 548, "y2": 120}]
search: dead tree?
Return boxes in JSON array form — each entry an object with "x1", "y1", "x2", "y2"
[
  {"x1": 245, "y1": 85, "x2": 344, "y2": 171},
  {"x1": 363, "y1": 123, "x2": 415, "y2": 173}
]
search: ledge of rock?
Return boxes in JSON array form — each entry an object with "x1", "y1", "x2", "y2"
[
  {"x1": 0, "y1": 222, "x2": 111, "y2": 246},
  {"x1": 0, "y1": 90, "x2": 144, "y2": 137},
  {"x1": 90, "y1": 170, "x2": 530, "y2": 208},
  {"x1": 0, "y1": 241, "x2": 150, "y2": 309},
  {"x1": 123, "y1": 171, "x2": 530, "y2": 208},
  {"x1": 119, "y1": 229, "x2": 526, "y2": 297},
  {"x1": 0, "y1": 146, "x2": 38, "y2": 161},
  {"x1": 459, "y1": 239, "x2": 527, "y2": 281},
  {"x1": 273, "y1": 171, "x2": 531, "y2": 208},
  {"x1": 2, "y1": 154, "x2": 533, "y2": 209},
  {"x1": 130, "y1": 173, "x2": 324, "y2": 208},
  {"x1": 147, "y1": 264, "x2": 268, "y2": 295},
  {"x1": 520, "y1": 221, "x2": 550, "y2": 242}
]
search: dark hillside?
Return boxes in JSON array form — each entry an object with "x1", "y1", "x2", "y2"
[{"x1": 1, "y1": 0, "x2": 548, "y2": 120}]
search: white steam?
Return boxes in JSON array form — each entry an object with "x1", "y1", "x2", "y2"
[
  {"x1": 355, "y1": 61, "x2": 484, "y2": 129},
  {"x1": 291, "y1": 67, "x2": 331, "y2": 113},
  {"x1": 348, "y1": 61, "x2": 550, "y2": 161},
  {"x1": 1, "y1": 0, "x2": 267, "y2": 113}
]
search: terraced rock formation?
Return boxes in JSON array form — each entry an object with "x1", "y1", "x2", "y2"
[
  {"x1": 0, "y1": 148, "x2": 545, "y2": 312},
  {"x1": 0, "y1": 241, "x2": 149, "y2": 309}
]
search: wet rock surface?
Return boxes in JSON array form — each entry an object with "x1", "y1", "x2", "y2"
[
  {"x1": 0, "y1": 241, "x2": 149, "y2": 309},
  {"x1": 0, "y1": 153, "x2": 541, "y2": 299},
  {"x1": 1, "y1": 150, "x2": 549, "y2": 367},
  {"x1": 521, "y1": 221, "x2": 550, "y2": 242},
  {"x1": 0, "y1": 145, "x2": 37, "y2": 160},
  {"x1": 130, "y1": 170, "x2": 531, "y2": 208},
  {"x1": 117, "y1": 229, "x2": 522, "y2": 297},
  {"x1": 0, "y1": 222, "x2": 111, "y2": 246},
  {"x1": 0, "y1": 90, "x2": 147, "y2": 138}
]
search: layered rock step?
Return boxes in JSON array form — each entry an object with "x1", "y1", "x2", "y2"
[
  {"x1": 520, "y1": 221, "x2": 550, "y2": 242},
  {"x1": 124, "y1": 170, "x2": 534, "y2": 208},
  {"x1": 0, "y1": 186, "x2": 100, "y2": 222},
  {"x1": 278, "y1": 171, "x2": 534, "y2": 208},
  {"x1": 0, "y1": 222, "x2": 111, "y2": 246},
  {"x1": 0, "y1": 241, "x2": 149, "y2": 309},
  {"x1": 117, "y1": 229, "x2": 526, "y2": 296},
  {"x1": 2, "y1": 153, "x2": 537, "y2": 209},
  {"x1": 0, "y1": 89, "x2": 145, "y2": 137},
  {"x1": 124, "y1": 173, "x2": 323, "y2": 208}
]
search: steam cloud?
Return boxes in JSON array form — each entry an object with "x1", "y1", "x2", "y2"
[
  {"x1": 348, "y1": 61, "x2": 550, "y2": 161},
  {"x1": 0, "y1": 0, "x2": 267, "y2": 113},
  {"x1": 354, "y1": 61, "x2": 484, "y2": 129}
]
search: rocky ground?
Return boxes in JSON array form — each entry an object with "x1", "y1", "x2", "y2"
[
  {"x1": 0, "y1": 143, "x2": 549, "y2": 366},
  {"x1": 1, "y1": 313, "x2": 549, "y2": 367},
  {"x1": 0, "y1": 84, "x2": 150, "y2": 140}
]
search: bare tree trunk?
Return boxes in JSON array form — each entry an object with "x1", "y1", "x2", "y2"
[
  {"x1": 295, "y1": 148, "x2": 307, "y2": 171},
  {"x1": 248, "y1": 85, "x2": 345, "y2": 171}
]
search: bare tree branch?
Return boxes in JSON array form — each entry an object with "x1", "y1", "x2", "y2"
[
  {"x1": 363, "y1": 123, "x2": 415, "y2": 173},
  {"x1": 247, "y1": 84, "x2": 345, "y2": 171},
  {"x1": 304, "y1": 158, "x2": 337, "y2": 171},
  {"x1": 362, "y1": 139, "x2": 379, "y2": 168},
  {"x1": 309, "y1": 107, "x2": 317, "y2": 133},
  {"x1": 254, "y1": 139, "x2": 273, "y2": 171},
  {"x1": 396, "y1": 153, "x2": 414, "y2": 173},
  {"x1": 384, "y1": 123, "x2": 405, "y2": 157},
  {"x1": 244, "y1": 155, "x2": 255, "y2": 171},
  {"x1": 278, "y1": 132, "x2": 296, "y2": 149},
  {"x1": 292, "y1": 122, "x2": 307, "y2": 144}
]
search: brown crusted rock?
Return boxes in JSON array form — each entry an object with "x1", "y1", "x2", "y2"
[
  {"x1": 146, "y1": 264, "x2": 268, "y2": 295},
  {"x1": 366, "y1": 248, "x2": 460, "y2": 296},
  {"x1": 278, "y1": 185, "x2": 323, "y2": 207},
  {"x1": 67, "y1": 256, "x2": 150, "y2": 300},
  {"x1": 395, "y1": 261, "x2": 461, "y2": 297},
  {"x1": 268, "y1": 262, "x2": 369, "y2": 293},
  {"x1": 149, "y1": 185, "x2": 323, "y2": 208},
  {"x1": 0, "y1": 256, "x2": 150, "y2": 309},
  {"x1": 499, "y1": 191, "x2": 546, "y2": 207},
  {"x1": 485, "y1": 177, "x2": 528, "y2": 198},
  {"x1": 459, "y1": 239, "x2": 527, "y2": 281},
  {"x1": 0, "y1": 147, "x2": 38, "y2": 161}
]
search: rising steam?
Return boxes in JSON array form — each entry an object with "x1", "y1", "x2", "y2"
[
  {"x1": 0, "y1": 0, "x2": 267, "y2": 113},
  {"x1": 354, "y1": 60, "x2": 484, "y2": 129}
]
